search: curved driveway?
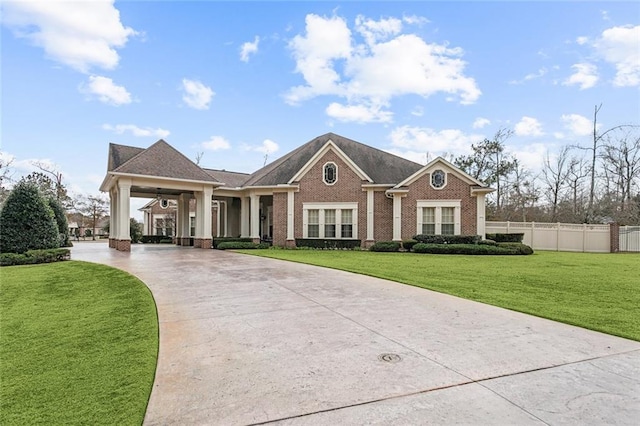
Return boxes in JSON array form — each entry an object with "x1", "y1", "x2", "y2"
[{"x1": 72, "y1": 242, "x2": 640, "y2": 425}]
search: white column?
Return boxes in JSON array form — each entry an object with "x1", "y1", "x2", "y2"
[
  {"x1": 287, "y1": 190, "x2": 295, "y2": 241},
  {"x1": 392, "y1": 194, "x2": 403, "y2": 241},
  {"x1": 223, "y1": 201, "x2": 229, "y2": 237},
  {"x1": 476, "y1": 193, "x2": 486, "y2": 238},
  {"x1": 202, "y1": 186, "x2": 213, "y2": 239},
  {"x1": 117, "y1": 179, "x2": 131, "y2": 240},
  {"x1": 178, "y1": 194, "x2": 190, "y2": 239},
  {"x1": 214, "y1": 200, "x2": 221, "y2": 238},
  {"x1": 250, "y1": 193, "x2": 260, "y2": 239},
  {"x1": 366, "y1": 189, "x2": 374, "y2": 241},
  {"x1": 194, "y1": 192, "x2": 204, "y2": 238},
  {"x1": 240, "y1": 196, "x2": 249, "y2": 237},
  {"x1": 109, "y1": 189, "x2": 117, "y2": 240}
]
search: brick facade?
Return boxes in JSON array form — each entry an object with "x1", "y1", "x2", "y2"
[
  {"x1": 272, "y1": 192, "x2": 288, "y2": 247},
  {"x1": 402, "y1": 171, "x2": 478, "y2": 239},
  {"x1": 293, "y1": 150, "x2": 369, "y2": 243}
]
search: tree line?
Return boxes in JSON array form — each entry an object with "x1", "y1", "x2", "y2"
[{"x1": 453, "y1": 107, "x2": 639, "y2": 225}]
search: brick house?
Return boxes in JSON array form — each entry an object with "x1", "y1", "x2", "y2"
[{"x1": 101, "y1": 133, "x2": 493, "y2": 251}]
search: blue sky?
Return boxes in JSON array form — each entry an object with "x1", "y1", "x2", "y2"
[{"x1": 1, "y1": 1, "x2": 639, "y2": 217}]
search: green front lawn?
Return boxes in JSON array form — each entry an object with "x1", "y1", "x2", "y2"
[
  {"x1": 0, "y1": 261, "x2": 158, "y2": 425},
  {"x1": 239, "y1": 250, "x2": 640, "y2": 341}
]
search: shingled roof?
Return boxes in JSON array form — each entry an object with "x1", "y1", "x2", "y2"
[
  {"x1": 108, "y1": 140, "x2": 218, "y2": 183},
  {"x1": 243, "y1": 133, "x2": 423, "y2": 187},
  {"x1": 203, "y1": 168, "x2": 250, "y2": 187}
]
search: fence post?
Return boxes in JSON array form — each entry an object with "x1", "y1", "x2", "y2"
[
  {"x1": 507, "y1": 221, "x2": 510, "y2": 233},
  {"x1": 582, "y1": 223, "x2": 586, "y2": 252},
  {"x1": 531, "y1": 222, "x2": 535, "y2": 248},
  {"x1": 609, "y1": 223, "x2": 620, "y2": 253},
  {"x1": 556, "y1": 222, "x2": 561, "y2": 251}
]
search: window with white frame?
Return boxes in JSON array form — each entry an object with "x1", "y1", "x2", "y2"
[
  {"x1": 421, "y1": 207, "x2": 435, "y2": 234},
  {"x1": 308, "y1": 209, "x2": 320, "y2": 238},
  {"x1": 324, "y1": 209, "x2": 336, "y2": 237},
  {"x1": 416, "y1": 200, "x2": 461, "y2": 235},
  {"x1": 303, "y1": 202, "x2": 358, "y2": 239},
  {"x1": 323, "y1": 162, "x2": 337, "y2": 185}
]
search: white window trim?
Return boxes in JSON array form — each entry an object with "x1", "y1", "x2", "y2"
[
  {"x1": 430, "y1": 169, "x2": 447, "y2": 190},
  {"x1": 323, "y1": 161, "x2": 338, "y2": 186},
  {"x1": 303, "y1": 202, "x2": 358, "y2": 239},
  {"x1": 416, "y1": 200, "x2": 461, "y2": 235}
]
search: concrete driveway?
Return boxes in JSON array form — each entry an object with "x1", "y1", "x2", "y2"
[{"x1": 72, "y1": 242, "x2": 640, "y2": 425}]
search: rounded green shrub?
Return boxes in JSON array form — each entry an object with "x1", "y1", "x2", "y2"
[
  {"x1": 402, "y1": 239, "x2": 418, "y2": 251},
  {"x1": 0, "y1": 182, "x2": 59, "y2": 253},
  {"x1": 369, "y1": 241, "x2": 401, "y2": 252},
  {"x1": 47, "y1": 197, "x2": 71, "y2": 247}
]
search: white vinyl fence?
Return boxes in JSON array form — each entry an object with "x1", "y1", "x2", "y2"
[
  {"x1": 485, "y1": 221, "x2": 611, "y2": 253},
  {"x1": 619, "y1": 226, "x2": 640, "y2": 252}
]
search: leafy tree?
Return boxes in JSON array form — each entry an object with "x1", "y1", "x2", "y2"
[
  {"x1": 0, "y1": 181, "x2": 59, "y2": 253},
  {"x1": 454, "y1": 128, "x2": 517, "y2": 215},
  {"x1": 47, "y1": 197, "x2": 71, "y2": 247},
  {"x1": 130, "y1": 218, "x2": 143, "y2": 243}
]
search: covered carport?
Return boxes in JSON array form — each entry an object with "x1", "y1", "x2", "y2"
[{"x1": 100, "y1": 140, "x2": 220, "y2": 251}]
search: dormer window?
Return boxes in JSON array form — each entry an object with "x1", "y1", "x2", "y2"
[
  {"x1": 323, "y1": 162, "x2": 337, "y2": 185},
  {"x1": 431, "y1": 170, "x2": 446, "y2": 189}
]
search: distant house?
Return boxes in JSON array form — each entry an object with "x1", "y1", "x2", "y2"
[{"x1": 101, "y1": 133, "x2": 493, "y2": 251}]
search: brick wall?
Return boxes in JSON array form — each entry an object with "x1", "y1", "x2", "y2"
[
  {"x1": 402, "y1": 171, "x2": 478, "y2": 239},
  {"x1": 293, "y1": 150, "x2": 369, "y2": 243},
  {"x1": 373, "y1": 191, "x2": 393, "y2": 241},
  {"x1": 272, "y1": 192, "x2": 288, "y2": 247}
]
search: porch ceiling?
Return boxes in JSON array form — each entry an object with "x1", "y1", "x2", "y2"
[{"x1": 131, "y1": 186, "x2": 193, "y2": 198}]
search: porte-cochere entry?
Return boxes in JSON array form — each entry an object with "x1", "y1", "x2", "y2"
[{"x1": 101, "y1": 134, "x2": 493, "y2": 251}]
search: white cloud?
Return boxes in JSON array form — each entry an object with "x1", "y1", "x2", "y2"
[
  {"x1": 181, "y1": 79, "x2": 214, "y2": 110},
  {"x1": 389, "y1": 126, "x2": 483, "y2": 158},
  {"x1": 243, "y1": 139, "x2": 279, "y2": 155},
  {"x1": 472, "y1": 117, "x2": 491, "y2": 129},
  {"x1": 80, "y1": 75, "x2": 131, "y2": 105},
  {"x1": 201, "y1": 136, "x2": 231, "y2": 151},
  {"x1": 411, "y1": 106, "x2": 424, "y2": 117},
  {"x1": 326, "y1": 102, "x2": 393, "y2": 123},
  {"x1": 102, "y1": 124, "x2": 169, "y2": 138},
  {"x1": 509, "y1": 67, "x2": 547, "y2": 85},
  {"x1": 514, "y1": 116, "x2": 544, "y2": 136},
  {"x1": 240, "y1": 36, "x2": 260, "y2": 62},
  {"x1": 561, "y1": 114, "x2": 595, "y2": 136},
  {"x1": 594, "y1": 25, "x2": 640, "y2": 87},
  {"x1": 2, "y1": 0, "x2": 137, "y2": 73},
  {"x1": 563, "y1": 63, "x2": 598, "y2": 89},
  {"x1": 285, "y1": 13, "x2": 480, "y2": 123},
  {"x1": 507, "y1": 143, "x2": 548, "y2": 172},
  {"x1": 576, "y1": 36, "x2": 589, "y2": 45}
]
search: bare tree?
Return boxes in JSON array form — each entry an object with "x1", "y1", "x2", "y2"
[
  {"x1": 31, "y1": 160, "x2": 70, "y2": 207},
  {"x1": 564, "y1": 155, "x2": 590, "y2": 221},
  {"x1": 0, "y1": 153, "x2": 14, "y2": 205},
  {"x1": 195, "y1": 151, "x2": 204, "y2": 165},
  {"x1": 601, "y1": 127, "x2": 640, "y2": 212},
  {"x1": 78, "y1": 194, "x2": 109, "y2": 240},
  {"x1": 542, "y1": 146, "x2": 572, "y2": 222}
]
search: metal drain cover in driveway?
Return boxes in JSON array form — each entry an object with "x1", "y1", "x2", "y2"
[{"x1": 378, "y1": 353, "x2": 402, "y2": 363}]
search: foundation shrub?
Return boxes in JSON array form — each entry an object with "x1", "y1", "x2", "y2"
[
  {"x1": 295, "y1": 239, "x2": 361, "y2": 250},
  {"x1": 412, "y1": 235, "x2": 482, "y2": 245},
  {"x1": 213, "y1": 237, "x2": 253, "y2": 248},
  {"x1": 485, "y1": 233, "x2": 525, "y2": 243},
  {"x1": 402, "y1": 239, "x2": 418, "y2": 251},
  {"x1": 216, "y1": 242, "x2": 269, "y2": 250},
  {"x1": 369, "y1": 241, "x2": 401, "y2": 252},
  {"x1": 412, "y1": 243, "x2": 532, "y2": 255},
  {"x1": 0, "y1": 248, "x2": 71, "y2": 266}
]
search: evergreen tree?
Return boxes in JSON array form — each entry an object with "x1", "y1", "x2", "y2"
[
  {"x1": 47, "y1": 197, "x2": 71, "y2": 247},
  {"x1": 0, "y1": 181, "x2": 59, "y2": 253}
]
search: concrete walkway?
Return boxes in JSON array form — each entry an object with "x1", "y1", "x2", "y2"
[{"x1": 71, "y1": 242, "x2": 640, "y2": 425}]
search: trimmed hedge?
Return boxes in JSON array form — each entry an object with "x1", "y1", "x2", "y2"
[
  {"x1": 213, "y1": 237, "x2": 253, "y2": 248},
  {"x1": 413, "y1": 234, "x2": 482, "y2": 245},
  {"x1": 141, "y1": 235, "x2": 175, "y2": 244},
  {"x1": 369, "y1": 241, "x2": 401, "y2": 252},
  {"x1": 295, "y1": 239, "x2": 361, "y2": 249},
  {"x1": 402, "y1": 239, "x2": 418, "y2": 251},
  {"x1": 485, "y1": 233, "x2": 525, "y2": 243},
  {"x1": 412, "y1": 243, "x2": 533, "y2": 255},
  {"x1": 216, "y1": 242, "x2": 269, "y2": 250},
  {"x1": 0, "y1": 248, "x2": 71, "y2": 266}
]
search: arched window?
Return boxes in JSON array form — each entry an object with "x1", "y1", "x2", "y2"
[{"x1": 323, "y1": 162, "x2": 337, "y2": 185}]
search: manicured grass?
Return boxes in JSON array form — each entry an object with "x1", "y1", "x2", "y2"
[
  {"x1": 0, "y1": 261, "x2": 158, "y2": 426},
  {"x1": 238, "y1": 250, "x2": 640, "y2": 341}
]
